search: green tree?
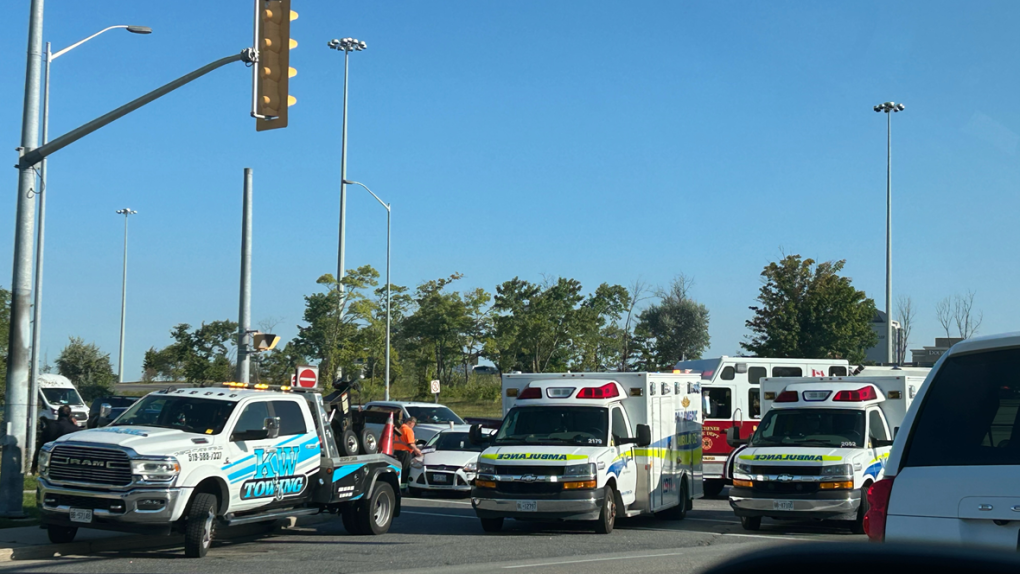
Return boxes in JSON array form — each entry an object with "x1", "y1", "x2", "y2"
[
  {"x1": 56, "y1": 337, "x2": 115, "y2": 402},
  {"x1": 570, "y1": 283, "x2": 631, "y2": 371},
  {"x1": 401, "y1": 274, "x2": 476, "y2": 397},
  {"x1": 742, "y1": 255, "x2": 877, "y2": 363},
  {"x1": 486, "y1": 277, "x2": 584, "y2": 373},
  {"x1": 145, "y1": 321, "x2": 238, "y2": 385},
  {"x1": 636, "y1": 276, "x2": 711, "y2": 369}
]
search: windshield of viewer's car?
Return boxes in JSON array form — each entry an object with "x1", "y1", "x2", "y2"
[
  {"x1": 42, "y1": 388, "x2": 84, "y2": 406},
  {"x1": 427, "y1": 431, "x2": 485, "y2": 452},
  {"x1": 494, "y1": 406, "x2": 608, "y2": 447},
  {"x1": 750, "y1": 408, "x2": 865, "y2": 449},
  {"x1": 406, "y1": 406, "x2": 464, "y2": 425},
  {"x1": 115, "y1": 395, "x2": 237, "y2": 435}
]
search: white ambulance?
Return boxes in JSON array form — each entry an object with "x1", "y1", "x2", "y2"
[
  {"x1": 727, "y1": 375, "x2": 923, "y2": 532},
  {"x1": 470, "y1": 372, "x2": 702, "y2": 534},
  {"x1": 674, "y1": 356, "x2": 851, "y2": 497}
]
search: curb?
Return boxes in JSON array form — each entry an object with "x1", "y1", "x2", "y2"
[{"x1": 0, "y1": 513, "x2": 336, "y2": 561}]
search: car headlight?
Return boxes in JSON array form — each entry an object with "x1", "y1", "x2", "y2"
[
  {"x1": 38, "y1": 446, "x2": 52, "y2": 476},
  {"x1": 477, "y1": 462, "x2": 496, "y2": 475},
  {"x1": 563, "y1": 463, "x2": 596, "y2": 478},
  {"x1": 821, "y1": 463, "x2": 853, "y2": 477},
  {"x1": 463, "y1": 462, "x2": 478, "y2": 473},
  {"x1": 131, "y1": 457, "x2": 180, "y2": 482},
  {"x1": 736, "y1": 462, "x2": 752, "y2": 474},
  {"x1": 410, "y1": 458, "x2": 424, "y2": 469}
]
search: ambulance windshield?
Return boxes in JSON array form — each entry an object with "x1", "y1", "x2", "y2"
[
  {"x1": 750, "y1": 408, "x2": 865, "y2": 449},
  {"x1": 494, "y1": 406, "x2": 609, "y2": 447}
]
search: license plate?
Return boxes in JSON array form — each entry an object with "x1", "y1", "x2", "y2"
[
  {"x1": 773, "y1": 500, "x2": 795, "y2": 511},
  {"x1": 517, "y1": 500, "x2": 538, "y2": 512},
  {"x1": 432, "y1": 474, "x2": 448, "y2": 483},
  {"x1": 69, "y1": 508, "x2": 93, "y2": 523}
]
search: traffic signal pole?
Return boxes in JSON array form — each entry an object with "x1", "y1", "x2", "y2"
[{"x1": 236, "y1": 168, "x2": 253, "y2": 384}]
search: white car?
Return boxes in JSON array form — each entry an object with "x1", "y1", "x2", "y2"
[
  {"x1": 867, "y1": 332, "x2": 1020, "y2": 549},
  {"x1": 362, "y1": 401, "x2": 471, "y2": 443},
  {"x1": 408, "y1": 429, "x2": 493, "y2": 496}
]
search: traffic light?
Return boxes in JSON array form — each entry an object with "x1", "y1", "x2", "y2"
[{"x1": 256, "y1": 0, "x2": 297, "y2": 132}]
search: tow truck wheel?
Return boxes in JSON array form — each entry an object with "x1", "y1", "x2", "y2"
[
  {"x1": 46, "y1": 525, "x2": 77, "y2": 544},
  {"x1": 703, "y1": 480, "x2": 725, "y2": 499},
  {"x1": 341, "y1": 504, "x2": 363, "y2": 535},
  {"x1": 358, "y1": 482, "x2": 395, "y2": 535},
  {"x1": 594, "y1": 486, "x2": 617, "y2": 534},
  {"x1": 480, "y1": 517, "x2": 503, "y2": 532},
  {"x1": 185, "y1": 493, "x2": 218, "y2": 558},
  {"x1": 740, "y1": 515, "x2": 761, "y2": 531},
  {"x1": 361, "y1": 429, "x2": 378, "y2": 454},
  {"x1": 342, "y1": 430, "x2": 361, "y2": 457}
]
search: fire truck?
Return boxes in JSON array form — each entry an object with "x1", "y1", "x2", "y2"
[{"x1": 674, "y1": 357, "x2": 850, "y2": 497}]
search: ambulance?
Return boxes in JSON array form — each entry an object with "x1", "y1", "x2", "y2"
[
  {"x1": 674, "y1": 357, "x2": 851, "y2": 497},
  {"x1": 469, "y1": 372, "x2": 702, "y2": 534},
  {"x1": 727, "y1": 375, "x2": 923, "y2": 532}
]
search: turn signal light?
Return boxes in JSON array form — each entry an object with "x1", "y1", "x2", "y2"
[
  {"x1": 562, "y1": 480, "x2": 596, "y2": 490},
  {"x1": 732, "y1": 479, "x2": 753, "y2": 488},
  {"x1": 819, "y1": 481, "x2": 854, "y2": 490},
  {"x1": 475, "y1": 479, "x2": 496, "y2": 489}
]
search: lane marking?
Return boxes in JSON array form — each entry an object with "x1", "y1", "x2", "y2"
[
  {"x1": 405, "y1": 498, "x2": 473, "y2": 506},
  {"x1": 402, "y1": 510, "x2": 476, "y2": 520},
  {"x1": 503, "y1": 552, "x2": 688, "y2": 569},
  {"x1": 685, "y1": 517, "x2": 740, "y2": 524},
  {"x1": 625, "y1": 525, "x2": 816, "y2": 541}
]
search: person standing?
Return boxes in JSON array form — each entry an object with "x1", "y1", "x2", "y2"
[
  {"x1": 393, "y1": 417, "x2": 421, "y2": 486},
  {"x1": 43, "y1": 405, "x2": 80, "y2": 443}
]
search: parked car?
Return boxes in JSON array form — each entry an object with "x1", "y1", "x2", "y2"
[
  {"x1": 866, "y1": 332, "x2": 1020, "y2": 549},
  {"x1": 86, "y1": 395, "x2": 138, "y2": 428},
  {"x1": 408, "y1": 428, "x2": 494, "y2": 496},
  {"x1": 363, "y1": 401, "x2": 471, "y2": 443}
]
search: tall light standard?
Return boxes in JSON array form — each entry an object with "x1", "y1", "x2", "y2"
[
  {"x1": 26, "y1": 25, "x2": 151, "y2": 471},
  {"x1": 115, "y1": 209, "x2": 137, "y2": 383},
  {"x1": 342, "y1": 180, "x2": 391, "y2": 400},
  {"x1": 874, "y1": 101, "x2": 905, "y2": 364},
  {"x1": 326, "y1": 38, "x2": 366, "y2": 302}
]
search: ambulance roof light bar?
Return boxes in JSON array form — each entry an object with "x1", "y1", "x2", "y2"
[
  {"x1": 774, "y1": 390, "x2": 799, "y2": 403},
  {"x1": 517, "y1": 387, "x2": 542, "y2": 399},
  {"x1": 577, "y1": 382, "x2": 620, "y2": 399},
  {"x1": 833, "y1": 386, "x2": 879, "y2": 402}
]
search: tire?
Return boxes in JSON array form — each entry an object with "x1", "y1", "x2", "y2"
[
  {"x1": 357, "y1": 482, "x2": 395, "y2": 535},
  {"x1": 184, "y1": 492, "x2": 217, "y2": 558},
  {"x1": 360, "y1": 429, "x2": 378, "y2": 455},
  {"x1": 656, "y1": 481, "x2": 689, "y2": 520},
  {"x1": 594, "y1": 486, "x2": 617, "y2": 534},
  {"x1": 46, "y1": 525, "x2": 77, "y2": 544},
  {"x1": 341, "y1": 505, "x2": 363, "y2": 535},
  {"x1": 703, "y1": 479, "x2": 725, "y2": 499},
  {"x1": 342, "y1": 429, "x2": 360, "y2": 457},
  {"x1": 851, "y1": 486, "x2": 869, "y2": 534},
  {"x1": 480, "y1": 517, "x2": 503, "y2": 533},
  {"x1": 740, "y1": 515, "x2": 762, "y2": 531}
]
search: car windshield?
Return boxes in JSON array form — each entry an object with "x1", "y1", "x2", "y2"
[
  {"x1": 114, "y1": 395, "x2": 237, "y2": 435},
  {"x1": 494, "y1": 406, "x2": 608, "y2": 447},
  {"x1": 750, "y1": 408, "x2": 865, "y2": 449},
  {"x1": 406, "y1": 406, "x2": 464, "y2": 425},
  {"x1": 675, "y1": 358, "x2": 722, "y2": 380},
  {"x1": 427, "y1": 431, "x2": 485, "y2": 452},
  {"x1": 41, "y1": 388, "x2": 84, "y2": 406},
  {"x1": 95, "y1": 397, "x2": 137, "y2": 409}
]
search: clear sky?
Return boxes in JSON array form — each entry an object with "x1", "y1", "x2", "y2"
[{"x1": 1, "y1": 1, "x2": 1018, "y2": 380}]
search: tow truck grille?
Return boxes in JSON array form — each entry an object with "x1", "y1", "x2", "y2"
[{"x1": 48, "y1": 445, "x2": 132, "y2": 486}]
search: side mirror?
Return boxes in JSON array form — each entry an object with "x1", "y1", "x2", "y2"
[
  {"x1": 264, "y1": 417, "x2": 281, "y2": 440},
  {"x1": 416, "y1": 439, "x2": 427, "y2": 447},
  {"x1": 871, "y1": 438, "x2": 894, "y2": 448},
  {"x1": 469, "y1": 424, "x2": 490, "y2": 445},
  {"x1": 635, "y1": 424, "x2": 651, "y2": 447},
  {"x1": 99, "y1": 403, "x2": 112, "y2": 419},
  {"x1": 726, "y1": 426, "x2": 748, "y2": 448}
]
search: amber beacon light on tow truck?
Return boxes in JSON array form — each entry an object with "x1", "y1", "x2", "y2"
[{"x1": 254, "y1": 0, "x2": 297, "y2": 131}]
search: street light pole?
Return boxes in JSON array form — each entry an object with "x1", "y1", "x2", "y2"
[
  {"x1": 115, "y1": 209, "x2": 137, "y2": 382},
  {"x1": 874, "y1": 101, "x2": 905, "y2": 365},
  {"x1": 343, "y1": 180, "x2": 391, "y2": 401}
]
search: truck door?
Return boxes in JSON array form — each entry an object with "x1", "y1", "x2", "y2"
[
  {"x1": 610, "y1": 405, "x2": 637, "y2": 507},
  {"x1": 659, "y1": 385, "x2": 679, "y2": 510},
  {"x1": 224, "y1": 400, "x2": 283, "y2": 513},
  {"x1": 865, "y1": 408, "x2": 892, "y2": 481},
  {"x1": 650, "y1": 394, "x2": 662, "y2": 509}
]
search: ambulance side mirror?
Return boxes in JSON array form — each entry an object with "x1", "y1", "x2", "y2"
[
  {"x1": 469, "y1": 424, "x2": 491, "y2": 446},
  {"x1": 635, "y1": 424, "x2": 651, "y2": 447},
  {"x1": 726, "y1": 426, "x2": 748, "y2": 447}
]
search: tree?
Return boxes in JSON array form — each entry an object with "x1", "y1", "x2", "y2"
[
  {"x1": 486, "y1": 277, "x2": 584, "y2": 373},
  {"x1": 401, "y1": 274, "x2": 476, "y2": 397},
  {"x1": 617, "y1": 280, "x2": 651, "y2": 372},
  {"x1": 636, "y1": 275, "x2": 711, "y2": 369},
  {"x1": 953, "y1": 291, "x2": 983, "y2": 339},
  {"x1": 896, "y1": 295, "x2": 915, "y2": 364},
  {"x1": 742, "y1": 255, "x2": 877, "y2": 363},
  {"x1": 57, "y1": 337, "x2": 115, "y2": 402},
  {"x1": 935, "y1": 297, "x2": 952, "y2": 338},
  {"x1": 570, "y1": 283, "x2": 631, "y2": 371},
  {"x1": 145, "y1": 321, "x2": 238, "y2": 385}
]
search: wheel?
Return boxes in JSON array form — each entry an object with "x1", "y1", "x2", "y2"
[
  {"x1": 851, "y1": 486, "x2": 869, "y2": 534},
  {"x1": 480, "y1": 517, "x2": 503, "y2": 532},
  {"x1": 46, "y1": 525, "x2": 77, "y2": 544},
  {"x1": 594, "y1": 487, "x2": 617, "y2": 534},
  {"x1": 341, "y1": 504, "x2": 363, "y2": 535},
  {"x1": 360, "y1": 429, "x2": 378, "y2": 454},
  {"x1": 703, "y1": 479, "x2": 725, "y2": 499},
  {"x1": 342, "y1": 429, "x2": 360, "y2": 457},
  {"x1": 740, "y1": 515, "x2": 762, "y2": 531},
  {"x1": 656, "y1": 481, "x2": 689, "y2": 520},
  {"x1": 184, "y1": 492, "x2": 218, "y2": 558},
  {"x1": 357, "y1": 482, "x2": 395, "y2": 535}
]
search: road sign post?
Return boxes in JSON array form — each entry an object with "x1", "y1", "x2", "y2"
[
  {"x1": 296, "y1": 365, "x2": 319, "y2": 389},
  {"x1": 431, "y1": 379, "x2": 440, "y2": 403}
]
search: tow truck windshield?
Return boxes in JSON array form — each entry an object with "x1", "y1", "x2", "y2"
[
  {"x1": 114, "y1": 395, "x2": 238, "y2": 435},
  {"x1": 493, "y1": 406, "x2": 608, "y2": 447},
  {"x1": 749, "y1": 408, "x2": 865, "y2": 449}
]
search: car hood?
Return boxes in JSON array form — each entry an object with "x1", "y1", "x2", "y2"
[
  {"x1": 423, "y1": 450, "x2": 482, "y2": 468},
  {"x1": 479, "y1": 445, "x2": 601, "y2": 465},
  {"x1": 414, "y1": 424, "x2": 472, "y2": 440},
  {"x1": 737, "y1": 446, "x2": 851, "y2": 465},
  {"x1": 52, "y1": 426, "x2": 208, "y2": 457}
]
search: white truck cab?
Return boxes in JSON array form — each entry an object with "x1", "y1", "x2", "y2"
[
  {"x1": 38, "y1": 374, "x2": 88, "y2": 428},
  {"x1": 471, "y1": 372, "x2": 703, "y2": 534},
  {"x1": 729, "y1": 375, "x2": 923, "y2": 532}
]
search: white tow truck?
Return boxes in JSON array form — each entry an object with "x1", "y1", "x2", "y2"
[
  {"x1": 37, "y1": 379, "x2": 402, "y2": 557},
  {"x1": 470, "y1": 372, "x2": 703, "y2": 534},
  {"x1": 727, "y1": 375, "x2": 923, "y2": 532}
]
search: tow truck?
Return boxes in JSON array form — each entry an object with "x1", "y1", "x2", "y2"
[
  {"x1": 37, "y1": 374, "x2": 401, "y2": 557},
  {"x1": 727, "y1": 375, "x2": 922, "y2": 532}
]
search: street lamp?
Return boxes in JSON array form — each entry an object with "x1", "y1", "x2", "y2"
[
  {"x1": 342, "y1": 179, "x2": 391, "y2": 401},
  {"x1": 874, "y1": 101, "x2": 905, "y2": 364},
  {"x1": 26, "y1": 25, "x2": 151, "y2": 471},
  {"x1": 326, "y1": 38, "x2": 367, "y2": 306},
  {"x1": 115, "y1": 209, "x2": 138, "y2": 383}
]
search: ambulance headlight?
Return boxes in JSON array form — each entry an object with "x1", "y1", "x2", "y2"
[
  {"x1": 131, "y1": 457, "x2": 180, "y2": 482},
  {"x1": 821, "y1": 464, "x2": 853, "y2": 477},
  {"x1": 736, "y1": 462, "x2": 752, "y2": 474},
  {"x1": 477, "y1": 462, "x2": 496, "y2": 475},
  {"x1": 563, "y1": 463, "x2": 597, "y2": 478}
]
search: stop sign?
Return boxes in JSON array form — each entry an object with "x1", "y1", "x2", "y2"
[{"x1": 295, "y1": 366, "x2": 318, "y2": 388}]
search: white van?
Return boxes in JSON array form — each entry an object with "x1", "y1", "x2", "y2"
[{"x1": 38, "y1": 374, "x2": 88, "y2": 428}]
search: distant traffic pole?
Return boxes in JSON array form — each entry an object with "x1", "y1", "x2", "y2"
[
  {"x1": 874, "y1": 101, "x2": 905, "y2": 365},
  {"x1": 115, "y1": 208, "x2": 137, "y2": 383},
  {"x1": 237, "y1": 169, "x2": 253, "y2": 384},
  {"x1": 2, "y1": 0, "x2": 45, "y2": 517}
]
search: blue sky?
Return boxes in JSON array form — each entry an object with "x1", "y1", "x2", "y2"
[{"x1": 2, "y1": 1, "x2": 1018, "y2": 379}]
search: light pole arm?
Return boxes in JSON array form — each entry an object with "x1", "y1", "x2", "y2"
[
  {"x1": 50, "y1": 25, "x2": 129, "y2": 61},
  {"x1": 343, "y1": 179, "x2": 390, "y2": 211}
]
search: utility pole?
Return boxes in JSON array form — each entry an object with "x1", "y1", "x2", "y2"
[
  {"x1": 2, "y1": 0, "x2": 45, "y2": 516},
  {"x1": 115, "y1": 209, "x2": 137, "y2": 383},
  {"x1": 236, "y1": 168, "x2": 253, "y2": 384},
  {"x1": 873, "y1": 101, "x2": 905, "y2": 365}
]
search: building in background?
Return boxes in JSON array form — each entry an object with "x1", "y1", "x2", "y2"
[
  {"x1": 866, "y1": 310, "x2": 901, "y2": 365},
  {"x1": 910, "y1": 337, "x2": 964, "y2": 368}
]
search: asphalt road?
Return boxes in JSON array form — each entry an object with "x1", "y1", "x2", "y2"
[{"x1": 3, "y1": 491, "x2": 863, "y2": 574}]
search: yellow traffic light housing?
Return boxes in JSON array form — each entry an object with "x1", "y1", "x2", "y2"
[
  {"x1": 252, "y1": 332, "x2": 281, "y2": 352},
  {"x1": 255, "y1": 0, "x2": 297, "y2": 131}
]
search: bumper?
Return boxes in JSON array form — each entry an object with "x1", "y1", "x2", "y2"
[
  {"x1": 471, "y1": 488, "x2": 604, "y2": 521},
  {"x1": 702, "y1": 461, "x2": 725, "y2": 480},
  {"x1": 728, "y1": 487, "x2": 860, "y2": 520},
  {"x1": 39, "y1": 478, "x2": 184, "y2": 535},
  {"x1": 408, "y1": 468, "x2": 474, "y2": 492}
]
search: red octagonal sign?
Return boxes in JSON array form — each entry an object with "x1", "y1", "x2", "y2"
[{"x1": 295, "y1": 365, "x2": 318, "y2": 389}]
